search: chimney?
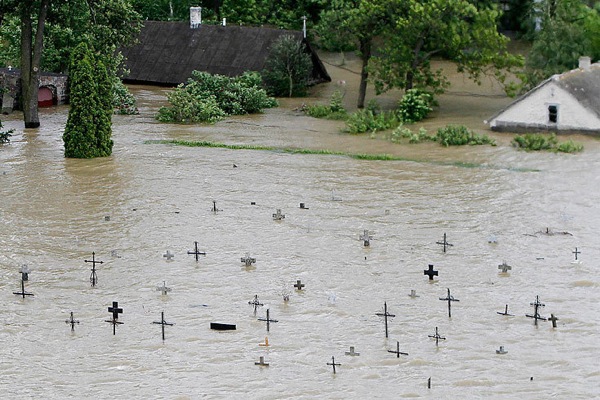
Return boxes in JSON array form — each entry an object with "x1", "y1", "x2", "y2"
[
  {"x1": 579, "y1": 56, "x2": 591, "y2": 70},
  {"x1": 190, "y1": 7, "x2": 202, "y2": 29}
]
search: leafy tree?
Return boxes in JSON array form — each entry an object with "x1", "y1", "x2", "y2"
[
  {"x1": 522, "y1": 0, "x2": 600, "y2": 90},
  {"x1": 369, "y1": 0, "x2": 523, "y2": 96},
  {"x1": 63, "y1": 42, "x2": 113, "y2": 158},
  {"x1": 316, "y1": 0, "x2": 388, "y2": 108},
  {"x1": 261, "y1": 35, "x2": 313, "y2": 97}
]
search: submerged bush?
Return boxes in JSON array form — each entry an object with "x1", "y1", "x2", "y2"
[
  {"x1": 157, "y1": 71, "x2": 278, "y2": 124},
  {"x1": 113, "y1": 77, "x2": 138, "y2": 115},
  {"x1": 436, "y1": 125, "x2": 496, "y2": 146},
  {"x1": 512, "y1": 133, "x2": 583, "y2": 153},
  {"x1": 396, "y1": 89, "x2": 435, "y2": 123},
  {"x1": 0, "y1": 119, "x2": 13, "y2": 144},
  {"x1": 305, "y1": 90, "x2": 348, "y2": 120},
  {"x1": 345, "y1": 109, "x2": 398, "y2": 134}
]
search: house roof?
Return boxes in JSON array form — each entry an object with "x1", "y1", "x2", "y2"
[
  {"x1": 487, "y1": 63, "x2": 600, "y2": 123},
  {"x1": 119, "y1": 21, "x2": 330, "y2": 86}
]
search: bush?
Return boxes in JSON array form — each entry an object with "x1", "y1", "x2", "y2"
[
  {"x1": 261, "y1": 34, "x2": 312, "y2": 97},
  {"x1": 305, "y1": 90, "x2": 348, "y2": 120},
  {"x1": 396, "y1": 89, "x2": 435, "y2": 123},
  {"x1": 113, "y1": 77, "x2": 138, "y2": 115},
  {"x1": 345, "y1": 109, "x2": 398, "y2": 134},
  {"x1": 157, "y1": 71, "x2": 277, "y2": 123},
  {"x1": 512, "y1": 133, "x2": 583, "y2": 153},
  {"x1": 0, "y1": 119, "x2": 13, "y2": 144},
  {"x1": 436, "y1": 125, "x2": 496, "y2": 146}
]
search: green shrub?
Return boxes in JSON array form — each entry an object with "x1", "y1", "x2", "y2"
[
  {"x1": 0, "y1": 119, "x2": 13, "y2": 144},
  {"x1": 157, "y1": 71, "x2": 277, "y2": 123},
  {"x1": 261, "y1": 34, "x2": 312, "y2": 97},
  {"x1": 113, "y1": 77, "x2": 138, "y2": 115},
  {"x1": 512, "y1": 133, "x2": 583, "y2": 153},
  {"x1": 345, "y1": 109, "x2": 398, "y2": 134},
  {"x1": 436, "y1": 125, "x2": 496, "y2": 146},
  {"x1": 397, "y1": 89, "x2": 435, "y2": 123},
  {"x1": 305, "y1": 90, "x2": 348, "y2": 120},
  {"x1": 389, "y1": 125, "x2": 433, "y2": 144}
]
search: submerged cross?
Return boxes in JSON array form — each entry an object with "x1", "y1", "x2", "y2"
[
  {"x1": 572, "y1": 247, "x2": 581, "y2": 261},
  {"x1": 436, "y1": 233, "x2": 453, "y2": 253},
  {"x1": 248, "y1": 295, "x2": 263, "y2": 313},
  {"x1": 152, "y1": 311, "x2": 174, "y2": 341},
  {"x1": 439, "y1": 288, "x2": 460, "y2": 318},
  {"x1": 548, "y1": 313, "x2": 559, "y2": 328},
  {"x1": 294, "y1": 280, "x2": 305, "y2": 290},
  {"x1": 13, "y1": 279, "x2": 34, "y2": 298},
  {"x1": 65, "y1": 311, "x2": 80, "y2": 331},
  {"x1": 106, "y1": 301, "x2": 124, "y2": 335},
  {"x1": 388, "y1": 341, "x2": 408, "y2": 358},
  {"x1": 359, "y1": 230, "x2": 373, "y2": 247},
  {"x1": 258, "y1": 309, "x2": 278, "y2": 332},
  {"x1": 424, "y1": 264, "x2": 438, "y2": 281},
  {"x1": 376, "y1": 302, "x2": 395, "y2": 338},
  {"x1": 498, "y1": 261, "x2": 512, "y2": 273},
  {"x1": 163, "y1": 250, "x2": 174, "y2": 261},
  {"x1": 327, "y1": 356, "x2": 341, "y2": 374},
  {"x1": 272, "y1": 209, "x2": 285, "y2": 221},
  {"x1": 526, "y1": 295, "x2": 546, "y2": 325},
  {"x1": 187, "y1": 241, "x2": 206, "y2": 261},
  {"x1": 85, "y1": 252, "x2": 103, "y2": 287},
  {"x1": 156, "y1": 281, "x2": 172, "y2": 295},
  {"x1": 241, "y1": 253, "x2": 256, "y2": 267},
  {"x1": 428, "y1": 327, "x2": 446, "y2": 346}
]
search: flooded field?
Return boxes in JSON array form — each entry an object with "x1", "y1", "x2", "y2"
[{"x1": 1, "y1": 55, "x2": 599, "y2": 399}]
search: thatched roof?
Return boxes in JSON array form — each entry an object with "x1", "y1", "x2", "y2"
[{"x1": 120, "y1": 21, "x2": 330, "y2": 86}]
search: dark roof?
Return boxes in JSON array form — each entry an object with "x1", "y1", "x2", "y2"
[
  {"x1": 487, "y1": 63, "x2": 600, "y2": 122},
  {"x1": 119, "y1": 21, "x2": 330, "y2": 86}
]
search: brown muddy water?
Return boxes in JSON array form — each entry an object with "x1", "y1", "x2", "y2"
[{"x1": 1, "y1": 56, "x2": 599, "y2": 399}]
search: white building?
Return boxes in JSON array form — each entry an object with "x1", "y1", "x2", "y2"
[{"x1": 486, "y1": 57, "x2": 600, "y2": 134}]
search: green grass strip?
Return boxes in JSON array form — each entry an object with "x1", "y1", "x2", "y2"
[{"x1": 145, "y1": 139, "x2": 538, "y2": 172}]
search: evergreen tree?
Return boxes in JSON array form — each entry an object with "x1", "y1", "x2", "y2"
[{"x1": 63, "y1": 42, "x2": 113, "y2": 158}]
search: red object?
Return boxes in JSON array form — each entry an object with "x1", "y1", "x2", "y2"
[{"x1": 38, "y1": 87, "x2": 54, "y2": 107}]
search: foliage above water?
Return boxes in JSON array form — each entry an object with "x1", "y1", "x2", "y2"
[
  {"x1": 304, "y1": 90, "x2": 348, "y2": 120},
  {"x1": 261, "y1": 35, "x2": 313, "y2": 97},
  {"x1": 0, "y1": 119, "x2": 13, "y2": 144},
  {"x1": 157, "y1": 71, "x2": 278, "y2": 124},
  {"x1": 389, "y1": 124, "x2": 496, "y2": 147},
  {"x1": 396, "y1": 89, "x2": 436, "y2": 123},
  {"x1": 511, "y1": 133, "x2": 584, "y2": 153}
]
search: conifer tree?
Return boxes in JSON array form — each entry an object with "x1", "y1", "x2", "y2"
[{"x1": 63, "y1": 42, "x2": 113, "y2": 158}]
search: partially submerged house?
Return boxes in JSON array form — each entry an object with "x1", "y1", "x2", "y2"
[
  {"x1": 0, "y1": 67, "x2": 68, "y2": 114},
  {"x1": 119, "y1": 11, "x2": 330, "y2": 86},
  {"x1": 486, "y1": 57, "x2": 600, "y2": 134}
]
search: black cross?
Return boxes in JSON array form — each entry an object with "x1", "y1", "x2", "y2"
[
  {"x1": 327, "y1": 356, "x2": 341, "y2": 374},
  {"x1": 13, "y1": 279, "x2": 34, "y2": 298},
  {"x1": 212, "y1": 200, "x2": 221, "y2": 213},
  {"x1": 424, "y1": 264, "x2": 438, "y2": 281},
  {"x1": 388, "y1": 341, "x2": 408, "y2": 358},
  {"x1": 526, "y1": 295, "x2": 546, "y2": 325},
  {"x1": 436, "y1": 233, "x2": 453, "y2": 253},
  {"x1": 248, "y1": 295, "x2": 263, "y2": 313},
  {"x1": 548, "y1": 313, "x2": 559, "y2": 328},
  {"x1": 152, "y1": 311, "x2": 174, "y2": 341},
  {"x1": 572, "y1": 247, "x2": 581, "y2": 261},
  {"x1": 85, "y1": 252, "x2": 103, "y2": 287},
  {"x1": 258, "y1": 309, "x2": 278, "y2": 332},
  {"x1": 65, "y1": 311, "x2": 80, "y2": 331},
  {"x1": 294, "y1": 280, "x2": 305, "y2": 290},
  {"x1": 428, "y1": 327, "x2": 446, "y2": 346},
  {"x1": 439, "y1": 288, "x2": 460, "y2": 318},
  {"x1": 497, "y1": 304, "x2": 514, "y2": 316},
  {"x1": 376, "y1": 302, "x2": 395, "y2": 338},
  {"x1": 498, "y1": 261, "x2": 512, "y2": 273},
  {"x1": 241, "y1": 253, "x2": 256, "y2": 267},
  {"x1": 187, "y1": 241, "x2": 206, "y2": 261},
  {"x1": 106, "y1": 301, "x2": 124, "y2": 335},
  {"x1": 272, "y1": 209, "x2": 285, "y2": 220}
]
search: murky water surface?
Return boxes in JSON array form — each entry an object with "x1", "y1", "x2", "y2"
[{"x1": 1, "y1": 78, "x2": 599, "y2": 399}]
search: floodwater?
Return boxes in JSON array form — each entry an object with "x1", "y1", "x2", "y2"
[{"x1": 1, "y1": 57, "x2": 600, "y2": 399}]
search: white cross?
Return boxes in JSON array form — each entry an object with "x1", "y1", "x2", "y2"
[{"x1": 156, "y1": 281, "x2": 172, "y2": 295}]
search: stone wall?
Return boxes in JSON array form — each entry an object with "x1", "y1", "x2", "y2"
[{"x1": 0, "y1": 68, "x2": 69, "y2": 114}]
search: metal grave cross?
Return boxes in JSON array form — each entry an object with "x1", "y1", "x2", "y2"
[
  {"x1": 19, "y1": 264, "x2": 31, "y2": 281},
  {"x1": 424, "y1": 264, "x2": 439, "y2": 281},
  {"x1": 359, "y1": 230, "x2": 373, "y2": 247},
  {"x1": 187, "y1": 241, "x2": 206, "y2": 261},
  {"x1": 388, "y1": 341, "x2": 409, "y2": 358},
  {"x1": 573, "y1": 247, "x2": 581, "y2": 261},
  {"x1": 258, "y1": 309, "x2": 278, "y2": 332},
  {"x1": 497, "y1": 304, "x2": 514, "y2": 316},
  {"x1": 498, "y1": 261, "x2": 512, "y2": 273},
  {"x1": 241, "y1": 253, "x2": 256, "y2": 267},
  {"x1": 548, "y1": 313, "x2": 559, "y2": 328},
  {"x1": 294, "y1": 280, "x2": 305, "y2": 291},
  {"x1": 211, "y1": 200, "x2": 221, "y2": 213},
  {"x1": 152, "y1": 311, "x2": 174, "y2": 341},
  {"x1": 13, "y1": 279, "x2": 34, "y2": 298},
  {"x1": 436, "y1": 233, "x2": 453, "y2": 253},
  {"x1": 163, "y1": 250, "x2": 174, "y2": 261},
  {"x1": 376, "y1": 302, "x2": 396, "y2": 338},
  {"x1": 428, "y1": 327, "x2": 446, "y2": 346},
  {"x1": 156, "y1": 281, "x2": 172, "y2": 295},
  {"x1": 255, "y1": 356, "x2": 269, "y2": 367},
  {"x1": 327, "y1": 356, "x2": 341, "y2": 374},
  {"x1": 345, "y1": 346, "x2": 360, "y2": 356},
  {"x1": 272, "y1": 209, "x2": 285, "y2": 221},
  {"x1": 65, "y1": 311, "x2": 80, "y2": 331},
  {"x1": 439, "y1": 288, "x2": 460, "y2": 318},
  {"x1": 248, "y1": 295, "x2": 264, "y2": 313},
  {"x1": 85, "y1": 252, "x2": 104, "y2": 287},
  {"x1": 526, "y1": 295, "x2": 547, "y2": 325},
  {"x1": 106, "y1": 301, "x2": 124, "y2": 335}
]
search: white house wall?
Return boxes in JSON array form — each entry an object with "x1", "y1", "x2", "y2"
[{"x1": 490, "y1": 82, "x2": 600, "y2": 132}]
